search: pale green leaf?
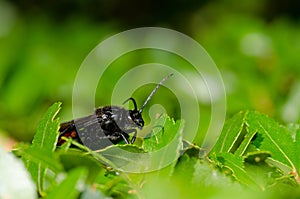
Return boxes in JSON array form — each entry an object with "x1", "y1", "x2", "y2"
[
  {"x1": 95, "y1": 145, "x2": 150, "y2": 173},
  {"x1": 217, "y1": 153, "x2": 261, "y2": 190},
  {"x1": 44, "y1": 167, "x2": 87, "y2": 199},
  {"x1": 142, "y1": 114, "x2": 180, "y2": 152},
  {"x1": 192, "y1": 159, "x2": 242, "y2": 189},
  {"x1": 142, "y1": 114, "x2": 184, "y2": 173},
  {"x1": 20, "y1": 146, "x2": 63, "y2": 173}
]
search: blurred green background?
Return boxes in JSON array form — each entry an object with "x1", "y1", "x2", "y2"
[{"x1": 0, "y1": 0, "x2": 300, "y2": 146}]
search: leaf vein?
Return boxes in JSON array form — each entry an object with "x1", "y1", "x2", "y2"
[{"x1": 257, "y1": 121, "x2": 295, "y2": 170}]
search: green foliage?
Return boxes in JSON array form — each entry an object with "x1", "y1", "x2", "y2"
[
  {"x1": 209, "y1": 110, "x2": 300, "y2": 191},
  {"x1": 44, "y1": 168, "x2": 87, "y2": 199},
  {"x1": 92, "y1": 115, "x2": 183, "y2": 173},
  {"x1": 21, "y1": 102, "x2": 62, "y2": 196},
  {"x1": 12, "y1": 103, "x2": 300, "y2": 198},
  {"x1": 2, "y1": 1, "x2": 300, "y2": 198}
]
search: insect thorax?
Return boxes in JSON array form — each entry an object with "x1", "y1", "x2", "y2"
[{"x1": 95, "y1": 106, "x2": 137, "y2": 130}]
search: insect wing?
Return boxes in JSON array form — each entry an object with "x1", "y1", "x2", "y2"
[{"x1": 73, "y1": 114, "x2": 113, "y2": 150}]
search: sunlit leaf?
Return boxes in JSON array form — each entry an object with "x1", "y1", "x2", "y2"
[
  {"x1": 217, "y1": 153, "x2": 260, "y2": 190},
  {"x1": 142, "y1": 114, "x2": 184, "y2": 173},
  {"x1": 22, "y1": 102, "x2": 61, "y2": 196},
  {"x1": 143, "y1": 114, "x2": 182, "y2": 152},
  {"x1": 247, "y1": 111, "x2": 300, "y2": 183},
  {"x1": 95, "y1": 145, "x2": 150, "y2": 172},
  {"x1": 209, "y1": 111, "x2": 249, "y2": 157},
  {"x1": 32, "y1": 102, "x2": 61, "y2": 149},
  {"x1": 209, "y1": 110, "x2": 300, "y2": 187}
]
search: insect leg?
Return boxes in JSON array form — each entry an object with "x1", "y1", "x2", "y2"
[
  {"x1": 130, "y1": 129, "x2": 137, "y2": 144},
  {"x1": 119, "y1": 132, "x2": 130, "y2": 144},
  {"x1": 131, "y1": 131, "x2": 137, "y2": 144},
  {"x1": 123, "y1": 129, "x2": 137, "y2": 144}
]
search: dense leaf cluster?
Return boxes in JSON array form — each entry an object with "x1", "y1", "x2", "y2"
[{"x1": 4, "y1": 103, "x2": 300, "y2": 198}]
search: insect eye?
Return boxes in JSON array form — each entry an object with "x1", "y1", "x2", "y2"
[
  {"x1": 135, "y1": 117, "x2": 144, "y2": 127},
  {"x1": 129, "y1": 111, "x2": 144, "y2": 126},
  {"x1": 139, "y1": 119, "x2": 144, "y2": 127}
]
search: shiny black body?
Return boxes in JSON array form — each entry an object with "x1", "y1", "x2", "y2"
[
  {"x1": 58, "y1": 73, "x2": 173, "y2": 150},
  {"x1": 58, "y1": 98, "x2": 144, "y2": 150}
]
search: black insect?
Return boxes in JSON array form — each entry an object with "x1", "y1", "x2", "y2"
[{"x1": 58, "y1": 74, "x2": 173, "y2": 150}]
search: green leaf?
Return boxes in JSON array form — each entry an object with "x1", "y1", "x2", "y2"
[
  {"x1": 209, "y1": 110, "x2": 300, "y2": 187},
  {"x1": 20, "y1": 145, "x2": 63, "y2": 173},
  {"x1": 59, "y1": 149, "x2": 104, "y2": 183},
  {"x1": 294, "y1": 126, "x2": 300, "y2": 183},
  {"x1": 94, "y1": 170, "x2": 134, "y2": 198},
  {"x1": 80, "y1": 186, "x2": 112, "y2": 199},
  {"x1": 142, "y1": 114, "x2": 184, "y2": 173},
  {"x1": 44, "y1": 167, "x2": 87, "y2": 199},
  {"x1": 173, "y1": 153, "x2": 198, "y2": 182},
  {"x1": 209, "y1": 111, "x2": 250, "y2": 157},
  {"x1": 217, "y1": 153, "x2": 261, "y2": 190},
  {"x1": 247, "y1": 112, "x2": 300, "y2": 183},
  {"x1": 32, "y1": 102, "x2": 61, "y2": 149},
  {"x1": 143, "y1": 114, "x2": 182, "y2": 152},
  {"x1": 172, "y1": 146, "x2": 201, "y2": 182},
  {"x1": 121, "y1": 115, "x2": 185, "y2": 192},
  {"x1": 192, "y1": 159, "x2": 241, "y2": 189},
  {"x1": 93, "y1": 114, "x2": 184, "y2": 174},
  {"x1": 23, "y1": 102, "x2": 61, "y2": 196},
  {"x1": 95, "y1": 145, "x2": 150, "y2": 172},
  {"x1": 244, "y1": 151, "x2": 271, "y2": 163},
  {"x1": 285, "y1": 124, "x2": 300, "y2": 183},
  {"x1": 0, "y1": 147, "x2": 37, "y2": 199},
  {"x1": 244, "y1": 155, "x2": 284, "y2": 190}
]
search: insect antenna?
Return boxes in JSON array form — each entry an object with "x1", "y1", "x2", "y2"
[
  {"x1": 139, "y1": 73, "x2": 174, "y2": 113},
  {"x1": 123, "y1": 97, "x2": 138, "y2": 111}
]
